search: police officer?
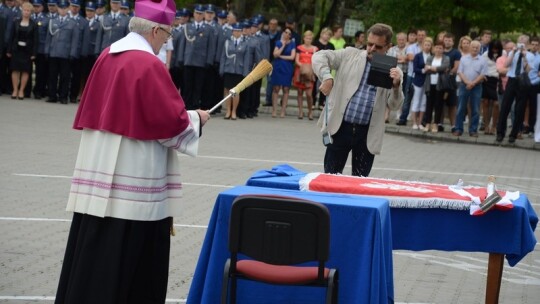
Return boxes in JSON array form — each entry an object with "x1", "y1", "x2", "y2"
[
  {"x1": 0, "y1": 0, "x2": 14, "y2": 95},
  {"x1": 237, "y1": 20, "x2": 253, "y2": 118},
  {"x1": 94, "y1": 0, "x2": 105, "y2": 22},
  {"x1": 247, "y1": 16, "x2": 270, "y2": 117},
  {"x1": 67, "y1": 0, "x2": 87, "y2": 103},
  {"x1": 94, "y1": 0, "x2": 128, "y2": 55},
  {"x1": 44, "y1": 0, "x2": 79, "y2": 104},
  {"x1": 80, "y1": 1, "x2": 99, "y2": 90},
  {"x1": 176, "y1": 4, "x2": 216, "y2": 110},
  {"x1": 46, "y1": 0, "x2": 58, "y2": 19},
  {"x1": 119, "y1": 0, "x2": 131, "y2": 17},
  {"x1": 201, "y1": 3, "x2": 220, "y2": 110},
  {"x1": 220, "y1": 22, "x2": 251, "y2": 120},
  {"x1": 170, "y1": 8, "x2": 190, "y2": 90},
  {"x1": 31, "y1": 0, "x2": 49, "y2": 99}
]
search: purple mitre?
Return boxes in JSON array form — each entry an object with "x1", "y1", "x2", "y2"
[{"x1": 134, "y1": 0, "x2": 176, "y2": 25}]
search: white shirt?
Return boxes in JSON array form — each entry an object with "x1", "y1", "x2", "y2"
[{"x1": 157, "y1": 38, "x2": 174, "y2": 64}]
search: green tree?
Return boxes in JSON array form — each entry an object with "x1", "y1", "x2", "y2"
[{"x1": 364, "y1": 0, "x2": 540, "y2": 38}]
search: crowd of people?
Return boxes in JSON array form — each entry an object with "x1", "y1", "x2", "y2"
[
  {"x1": 1, "y1": 1, "x2": 539, "y2": 142},
  {"x1": 393, "y1": 29, "x2": 540, "y2": 143}
]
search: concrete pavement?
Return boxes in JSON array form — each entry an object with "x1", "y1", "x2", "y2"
[{"x1": 1, "y1": 95, "x2": 538, "y2": 303}]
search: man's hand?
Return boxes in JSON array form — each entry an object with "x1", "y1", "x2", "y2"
[
  {"x1": 196, "y1": 109, "x2": 211, "y2": 126},
  {"x1": 390, "y1": 67, "x2": 401, "y2": 88},
  {"x1": 319, "y1": 79, "x2": 334, "y2": 96}
]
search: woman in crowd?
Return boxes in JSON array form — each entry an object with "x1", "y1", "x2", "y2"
[
  {"x1": 410, "y1": 37, "x2": 433, "y2": 130},
  {"x1": 6, "y1": 2, "x2": 38, "y2": 100},
  {"x1": 456, "y1": 35, "x2": 472, "y2": 91},
  {"x1": 271, "y1": 27, "x2": 296, "y2": 118},
  {"x1": 423, "y1": 41, "x2": 450, "y2": 132},
  {"x1": 293, "y1": 30, "x2": 318, "y2": 120},
  {"x1": 481, "y1": 40, "x2": 503, "y2": 135},
  {"x1": 312, "y1": 27, "x2": 334, "y2": 110},
  {"x1": 329, "y1": 24, "x2": 346, "y2": 50},
  {"x1": 220, "y1": 23, "x2": 250, "y2": 120}
]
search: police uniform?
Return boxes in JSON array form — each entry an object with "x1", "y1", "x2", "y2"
[
  {"x1": 44, "y1": 0, "x2": 80, "y2": 103},
  {"x1": 94, "y1": 1, "x2": 129, "y2": 55},
  {"x1": 81, "y1": 2, "x2": 99, "y2": 85},
  {"x1": 176, "y1": 4, "x2": 216, "y2": 110},
  {"x1": 237, "y1": 21, "x2": 255, "y2": 118},
  {"x1": 248, "y1": 18, "x2": 270, "y2": 116},
  {"x1": 0, "y1": 3, "x2": 14, "y2": 94},
  {"x1": 31, "y1": 0, "x2": 50, "y2": 99},
  {"x1": 201, "y1": 4, "x2": 221, "y2": 110},
  {"x1": 170, "y1": 8, "x2": 190, "y2": 90},
  {"x1": 68, "y1": 0, "x2": 87, "y2": 102}
]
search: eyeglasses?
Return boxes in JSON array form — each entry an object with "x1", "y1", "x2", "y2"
[
  {"x1": 366, "y1": 42, "x2": 387, "y2": 50},
  {"x1": 158, "y1": 27, "x2": 172, "y2": 38}
]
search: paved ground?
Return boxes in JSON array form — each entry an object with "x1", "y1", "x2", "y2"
[{"x1": 0, "y1": 94, "x2": 539, "y2": 303}]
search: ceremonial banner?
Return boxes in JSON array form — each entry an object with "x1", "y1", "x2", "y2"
[{"x1": 299, "y1": 173, "x2": 517, "y2": 216}]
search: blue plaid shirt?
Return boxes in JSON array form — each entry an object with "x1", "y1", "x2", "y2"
[{"x1": 344, "y1": 62, "x2": 377, "y2": 125}]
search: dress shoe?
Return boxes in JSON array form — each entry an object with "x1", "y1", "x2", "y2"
[
  {"x1": 495, "y1": 135, "x2": 503, "y2": 142},
  {"x1": 452, "y1": 131, "x2": 462, "y2": 136},
  {"x1": 34, "y1": 94, "x2": 42, "y2": 100},
  {"x1": 469, "y1": 132, "x2": 478, "y2": 137},
  {"x1": 238, "y1": 113, "x2": 246, "y2": 119},
  {"x1": 508, "y1": 136, "x2": 516, "y2": 143},
  {"x1": 59, "y1": 99, "x2": 68, "y2": 104},
  {"x1": 437, "y1": 125, "x2": 444, "y2": 132},
  {"x1": 17, "y1": 96, "x2": 24, "y2": 100},
  {"x1": 252, "y1": 112, "x2": 258, "y2": 117},
  {"x1": 246, "y1": 113, "x2": 253, "y2": 119},
  {"x1": 11, "y1": 95, "x2": 16, "y2": 99},
  {"x1": 46, "y1": 98, "x2": 57, "y2": 103},
  {"x1": 396, "y1": 121, "x2": 406, "y2": 126}
]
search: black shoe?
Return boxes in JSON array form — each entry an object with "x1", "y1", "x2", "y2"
[
  {"x1": 252, "y1": 112, "x2": 258, "y2": 117},
  {"x1": 34, "y1": 94, "x2": 42, "y2": 100},
  {"x1": 246, "y1": 113, "x2": 253, "y2": 118},
  {"x1": 508, "y1": 136, "x2": 516, "y2": 143},
  {"x1": 59, "y1": 99, "x2": 68, "y2": 104},
  {"x1": 238, "y1": 113, "x2": 246, "y2": 119},
  {"x1": 496, "y1": 135, "x2": 503, "y2": 142},
  {"x1": 46, "y1": 98, "x2": 57, "y2": 103},
  {"x1": 437, "y1": 125, "x2": 444, "y2": 132},
  {"x1": 396, "y1": 121, "x2": 406, "y2": 126}
]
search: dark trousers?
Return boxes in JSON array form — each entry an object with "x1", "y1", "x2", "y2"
[
  {"x1": 201, "y1": 65, "x2": 219, "y2": 110},
  {"x1": 182, "y1": 66, "x2": 205, "y2": 110},
  {"x1": 527, "y1": 84, "x2": 539, "y2": 132},
  {"x1": 398, "y1": 75, "x2": 414, "y2": 123},
  {"x1": 169, "y1": 66, "x2": 183, "y2": 91},
  {"x1": 324, "y1": 121, "x2": 375, "y2": 177},
  {"x1": 33, "y1": 53, "x2": 48, "y2": 98},
  {"x1": 69, "y1": 58, "x2": 82, "y2": 102},
  {"x1": 249, "y1": 78, "x2": 262, "y2": 114},
  {"x1": 48, "y1": 57, "x2": 70, "y2": 101},
  {"x1": 0, "y1": 54, "x2": 12, "y2": 94},
  {"x1": 497, "y1": 77, "x2": 528, "y2": 139}
]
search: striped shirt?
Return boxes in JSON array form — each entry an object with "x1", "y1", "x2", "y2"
[{"x1": 344, "y1": 62, "x2": 377, "y2": 125}]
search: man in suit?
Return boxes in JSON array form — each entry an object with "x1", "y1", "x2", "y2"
[
  {"x1": 44, "y1": 0, "x2": 79, "y2": 103},
  {"x1": 94, "y1": 0, "x2": 129, "y2": 55},
  {"x1": 312, "y1": 23, "x2": 403, "y2": 177},
  {"x1": 176, "y1": 4, "x2": 216, "y2": 110}
]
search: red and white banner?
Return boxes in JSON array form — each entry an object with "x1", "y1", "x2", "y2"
[{"x1": 299, "y1": 173, "x2": 517, "y2": 216}]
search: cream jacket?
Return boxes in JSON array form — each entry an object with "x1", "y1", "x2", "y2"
[{"x1": 312, "y1": 47, "x2": 403, "y2": 155}]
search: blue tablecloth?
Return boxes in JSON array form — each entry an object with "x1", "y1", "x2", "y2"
[
  {"x1": 187, "y1": 185, "x2": 394, "y2": 304},
  {"x1": 246, "y1": 164, "x2": 538, "y2": 267}
]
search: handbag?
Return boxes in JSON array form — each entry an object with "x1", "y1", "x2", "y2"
[
  {"x1": 436, "y1": 72, "x2": 456, "y2": 91},
  {"x1": 516, "y1": 72, "x2": 531, "y2": 90}
]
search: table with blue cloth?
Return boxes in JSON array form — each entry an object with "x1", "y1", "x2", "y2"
[
  {"x1": 187, "y1": 185, "x2": 394, "y2": 304},
  {"x1": 245, "y1": 164, "x2": 538, "y2": 303}
]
